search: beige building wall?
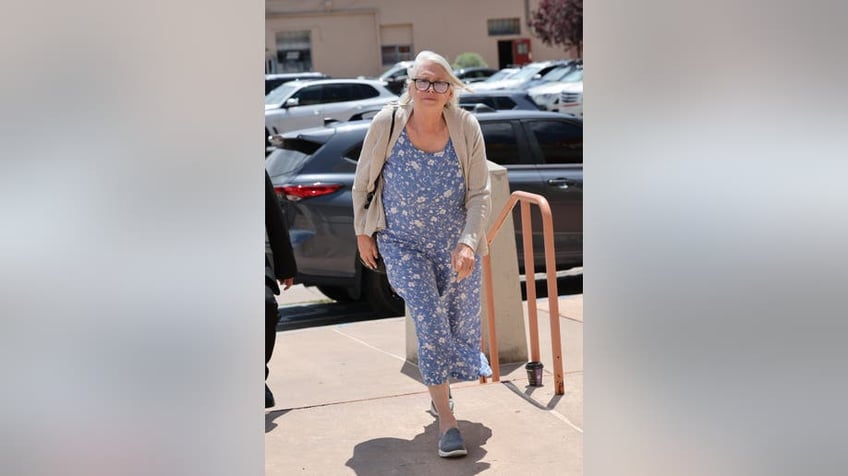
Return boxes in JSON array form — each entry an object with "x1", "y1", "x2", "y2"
[
  {"x1": 265, "y1": 10, "x2": 381, "y2": 78},
  {"x1": 266, "y1": 0, "x2": 578, "y2": 77}
]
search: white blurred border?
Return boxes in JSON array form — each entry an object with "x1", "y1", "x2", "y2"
[
  {"x1": 0, "y1": 1, "x2": 264, "y2": 474},
  {"x1": 588, "y1": 1, "x2": 848, "y2": 475}
]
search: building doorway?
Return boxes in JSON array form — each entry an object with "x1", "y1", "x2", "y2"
[
  {"x1": 497, "y1": 38, "x2": 532, "y2": 68},
  {"x1": 497, "y1": 40, "x2": 514, "y2": 69}
]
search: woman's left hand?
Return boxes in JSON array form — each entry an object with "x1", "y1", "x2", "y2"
[
  {"x1": 451, "y1": 243, "x2": 476, "y2": 282},
  {"x1": 278, "y1": 277, "x2": 294, "y2": 291}
]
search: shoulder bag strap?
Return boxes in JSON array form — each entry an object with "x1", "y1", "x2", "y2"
[{"x1": 364, "y1": 105, "x2": 397, "y2": 209}]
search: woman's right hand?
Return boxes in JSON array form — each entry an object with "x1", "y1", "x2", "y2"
[{"x1": 357, "y1": 234, "x2": 379, "y2": 270}]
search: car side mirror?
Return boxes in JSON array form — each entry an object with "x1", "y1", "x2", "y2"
[
  {"x1": 284, "y1": 97, "x2": 299, "y2": 108},
  {"x1": 533, "y1": 74, "x2": 542, "y2": 80}
]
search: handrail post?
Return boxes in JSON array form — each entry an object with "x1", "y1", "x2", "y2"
[
  {"x1": 481, "y1": 191, "x2": 565, "y2": 395},
  {"x1": 479, "y1": 192, "x2": 519, "y2": 384},
  {"x1": 521, "y1": 201, "x2": 540, "y2": 363},
  {"x1": 481, "y1": 253, "x2": 499, "y2": 383}
]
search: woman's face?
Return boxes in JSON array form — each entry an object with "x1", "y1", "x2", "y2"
[{"x1": 408, "y1": 61, "x2": 453, "y2": 110}]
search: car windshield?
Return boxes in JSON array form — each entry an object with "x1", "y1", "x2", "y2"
[
  {"x1": 557, "y1": 69, "x2": 583, "y2": 82},
  {"x1": 541, "y1": 66, "x2": 572, "y2": 82},
  {"x1": 485, "y1": 69, "x2": 517, "y2": 82},
  {"x1": 265, "y1": 83, "x2": 298, "y2": 105},
  {"x1": 510, "y1": 65, "x2": 547, "y2": 81}
]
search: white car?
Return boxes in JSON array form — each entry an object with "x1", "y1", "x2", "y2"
[
  {"x1": 557, "y1": 81, "x2": 584, "y2": 118},
  {"x1": 471, "y1": 61, "x2": 571, "y2": 91},
  {"x1": 527, "y1": 68, "x2": 584, "y2": 111},
  {"x1": 265, "y1": 79, "x2": 397, "y2": 137},
  {"x1": 480, "y1": 67, "x2": 519, "y2": 83}
]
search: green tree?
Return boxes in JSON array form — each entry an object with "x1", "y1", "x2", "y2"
[
  {"x1": 453, "y1": 52, "x2": 488, "y2": 69},
  {"x1": 529, "y1": 0, "x2": 583, "y2": 58}
]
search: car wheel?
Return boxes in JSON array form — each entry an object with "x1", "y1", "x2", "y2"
[
  {"x1": 363, "y1": 270, "x2": 405, "y2": 316},
  {"x1": 316, "y1": 285, "x2": 357, "y2": 303}
]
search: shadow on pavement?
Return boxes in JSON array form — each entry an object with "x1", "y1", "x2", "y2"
[
  {"x1": 265, "y1": 409, "x2": 291, "y2": 433},
  {"x1": 345, "y1": 420, "x2": 493, "y2": 475},
  {"x1": 521, "y1": 275, "x2": 583, "y2": 300},
  {"x1": 399, "y1": 361, "x2": 424, "y2": 384},
  {"x1": 502, "y1": 380, "x2": 564, "y2": 411},
  {"x1": 276, "y1": 301, "x2": 398, "y2": 331}
]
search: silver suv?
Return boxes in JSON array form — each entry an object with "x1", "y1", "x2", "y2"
[{"x1": 265, "y1": 79, "x2": 397, "y2": 138}]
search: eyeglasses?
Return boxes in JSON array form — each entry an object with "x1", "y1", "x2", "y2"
[{"x1": 412, "y1": 78, "x2": 451, "y2": 94}]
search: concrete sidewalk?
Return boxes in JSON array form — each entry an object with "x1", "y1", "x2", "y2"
[{"x1": 265, "y1": 294, "x2": 583, "y2": 475}]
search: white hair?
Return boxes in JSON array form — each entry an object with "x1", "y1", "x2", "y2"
[{"x1": 398, "y1": 50, "x2": 468, "y2": 109}]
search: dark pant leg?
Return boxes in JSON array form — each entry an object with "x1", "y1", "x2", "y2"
[{"x1": 265, "y1": 290, "x2": 280, "y2": 380}]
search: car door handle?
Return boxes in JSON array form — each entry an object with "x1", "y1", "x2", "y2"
[{"x1": 547, "y1": 178, "x2": 582, "y2": 189}]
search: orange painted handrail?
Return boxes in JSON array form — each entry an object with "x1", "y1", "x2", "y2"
[{"x1": 479, "y1": 191, "x2": 565, "y2": 395}]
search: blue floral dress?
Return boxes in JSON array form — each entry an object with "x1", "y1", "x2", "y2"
[{"x1": 377, "y1": 128, "x2": 492, "y2": 386}]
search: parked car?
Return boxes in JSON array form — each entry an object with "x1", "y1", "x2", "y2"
[
  {"x1": 265, "y1": 79, "x2": 398, "y2": 144},
  {"x1": 482, "y1": 67, "x2": 520, "y2": 83},
  {"x1": 265, "y1": 110, "x2": 583, "y2": 315},
  {"x1": 471, "y1": 60, "x2": 575, "y2": 91},
  {"x1": 265, "y1": 72, "x2": 330, "y2": 95},
  {"x1": 458, "y1": 89, "x2": 542, "y2": 111},
  {"x1": 527, "y1": 67, "x2": 584, "y2": 111},
  {"x1": 376, "y1": 61, "x2": 414, "y2": 95},
  {"x1": 454, "y1": 67, "x2": 499, "y2": 84},
  {"x1": 522, "y1": 61, "x2": 582, "y2": 91},
  {"x1": 557, "y1": 81, "x2": 584, "y2": 117}
]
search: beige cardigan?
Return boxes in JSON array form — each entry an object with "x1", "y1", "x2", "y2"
[{"x1": 352, "y1": 103, "x2": 492, "y2": 256}]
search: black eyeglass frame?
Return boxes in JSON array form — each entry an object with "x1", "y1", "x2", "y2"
[{"x1": 411, "y1": 78, "x2": 452, "y2": 94}]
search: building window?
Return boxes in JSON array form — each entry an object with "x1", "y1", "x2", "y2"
[
  {"x1": 276, "y1": 30, "x2": 312, "y2": 73},
  {"x1": 381, "y1": 45, "x2": 412, "y2": 65},
  {"x1": 487, "y1": 18, "x2": 521, "y2": 36}
]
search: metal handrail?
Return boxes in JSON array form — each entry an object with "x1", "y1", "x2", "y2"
[{"x1": 479, "y1": 191, "x2": 565, "y2": 395}]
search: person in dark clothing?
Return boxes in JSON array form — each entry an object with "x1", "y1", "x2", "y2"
[{"x1": 266, "y1": 170, "x2": 297, "y2": 408}]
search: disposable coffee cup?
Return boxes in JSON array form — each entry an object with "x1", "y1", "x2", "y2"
[{"x1": 525, "y1": 361, "x2": 544, "y2": 386}]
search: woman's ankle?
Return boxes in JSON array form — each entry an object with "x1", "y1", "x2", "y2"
[{"x1": 438, "y1": 418, "x2": 459, "y2": 435}]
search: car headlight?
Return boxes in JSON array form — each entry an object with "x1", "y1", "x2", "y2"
[{"x1": 533, "y1": 93, "x2": 556, "y2": 102}]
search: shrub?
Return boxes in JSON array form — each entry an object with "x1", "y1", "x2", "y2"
[{"x1": 453, "y1": 52, "x2": 488, "y2": 69}]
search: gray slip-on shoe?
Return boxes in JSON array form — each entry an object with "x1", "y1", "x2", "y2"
[{"x1": 438, "y1": 427, "x2": 468, "y2": 458}]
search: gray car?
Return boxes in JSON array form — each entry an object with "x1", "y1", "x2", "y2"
[
  {"x1": 266, "y1": 110, "x2": 583, "y2": 315},
  {"x1": 458, "y1": 89, "x2": 542, "y2": 111}
]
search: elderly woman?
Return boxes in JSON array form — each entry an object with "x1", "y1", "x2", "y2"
[{"x1": 352, "y1": 50, "x2": 492, "y2": 458}]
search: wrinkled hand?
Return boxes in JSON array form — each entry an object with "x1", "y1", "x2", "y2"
[
  {"x1": 357, "y1": 234, "x2": 379, "y2": 270},
  {"x1": 278, "y1": 277, "x2": 294, "y2": 291},
  {"x1": 451, "y1": 243, "x2": 476, "y2": 282}
]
